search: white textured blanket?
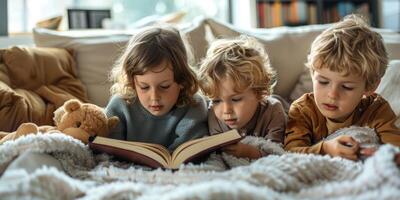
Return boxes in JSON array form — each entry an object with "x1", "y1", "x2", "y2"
[{"x1": 0, "y1": 133, "x2": 399, "y2": 200}]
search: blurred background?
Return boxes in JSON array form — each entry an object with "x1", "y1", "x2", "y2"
[{"x1": 0, "y1": 0, "x2": 399, "y2": 36}]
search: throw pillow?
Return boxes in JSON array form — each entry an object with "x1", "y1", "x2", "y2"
[
  {"x1": 0, "y1": 47, "x2": 88, "y2": 131},
  {"x1": 0, "y1": 80, "x2": 28, "y2": 131},
  {"x1": 289, "y1": 66, "x2": 313, "y2": 102},
  {"x1": 376, "y1": 60, "x2": 400, "y2": 127},
  {"x1": 33, "y1": 28, "x2": 132, "y2": 107},
  {"x1": 181, "y1": 18, "x2": 209, "y2": 66}
]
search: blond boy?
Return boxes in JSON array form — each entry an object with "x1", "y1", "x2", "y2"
[
  {"x1": 284, "y1": 15, "x2": 400, "y2": 160},
  {"x1": 199, "y1": 36, "x2": 286, "y2": 159}
]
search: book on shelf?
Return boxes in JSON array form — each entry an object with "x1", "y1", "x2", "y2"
[{"x1": 89, "y1": 129, "x2": 242, "y2": 169}]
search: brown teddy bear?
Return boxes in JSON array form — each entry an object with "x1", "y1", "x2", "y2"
[{"x1": 0, "y1": 99, "x2": 119, "y2": 144}]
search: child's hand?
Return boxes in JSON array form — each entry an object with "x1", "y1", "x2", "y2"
[
  {"x1": 359, "y1": 146, "x2": 377, "y2": 160},
  {"x1": 222, "y1": 142, "x2": 262, "y2": 159},
  {"x1": 322, "y1": 135, "x2": 360, "y2": 161}
]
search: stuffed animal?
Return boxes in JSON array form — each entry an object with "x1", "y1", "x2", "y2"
[{"x1": 0, "y1": 99, "x2": 119, "y2": 144}]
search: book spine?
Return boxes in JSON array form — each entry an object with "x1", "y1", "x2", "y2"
[{"x1": 89, "y1": 142, "x2": 164, "y2": 169}]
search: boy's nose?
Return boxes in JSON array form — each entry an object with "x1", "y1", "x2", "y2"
[{"x1": 328, "y1": 87, "x2": 339, "y2": 99}]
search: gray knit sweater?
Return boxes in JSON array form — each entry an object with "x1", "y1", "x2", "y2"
[{"x1": 105, "y1": 94, "x2": 209, "y2": 151}]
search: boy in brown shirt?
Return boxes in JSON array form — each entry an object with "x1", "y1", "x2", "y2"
[
  {"x1": 198, "y1": 36, "x2": 287, "y2": 159},
  {"x1": 284, "y1": 15, "x2": 400, "y2": 161}
]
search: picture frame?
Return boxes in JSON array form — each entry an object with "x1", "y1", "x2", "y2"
[{"x1": 67, "y1": 9, "x2": 111, "y2": 29}]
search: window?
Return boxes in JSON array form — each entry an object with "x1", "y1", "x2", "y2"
[
  {"x1": 7, "y1": 0, "x2": 230, "y2": 34},
  {"x1": 382, "y1": 0, "x2": 400, "y2": 32}
]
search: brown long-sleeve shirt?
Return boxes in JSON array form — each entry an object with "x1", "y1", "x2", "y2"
[
  {"x1": 284, "y1": 93, "x2": 400, "y2": 154},
  {"x1": 208, "y1": 96, "x2": 287, "y2": 144}
]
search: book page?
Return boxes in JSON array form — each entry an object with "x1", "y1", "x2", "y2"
[
  {"x1": 171, "y1": 129, "x2": 241, "y2": 168},
  {"x1": 172, "y1": 136, "x2": 210, "y2": 156},
  {"x1": 93, "y1": 137, "x2": 170, "y2": 167},
  {"x1": 117, "y1": 140, "x2": 171, "y2": 163}
]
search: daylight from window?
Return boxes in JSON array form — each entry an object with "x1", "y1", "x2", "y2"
[{"x1": 8, "y1": 0, "x2": 229, "y2": 33}]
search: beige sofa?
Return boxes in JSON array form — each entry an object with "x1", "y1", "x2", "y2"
[
  {"x1": 32, "y1": 18, "x2": 400, "y2": 104},
  {"x1": 1, "y1": 18, "x2": 400, "y2": 131}
]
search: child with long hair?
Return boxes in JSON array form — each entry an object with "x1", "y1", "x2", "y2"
[{"x1": 106, "y1": 25, "x2": 209, "y2": 151}]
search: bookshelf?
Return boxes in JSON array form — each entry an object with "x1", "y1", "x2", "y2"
[{"x1": 255, "y1": 0, "x2": 379, "y2": 28}]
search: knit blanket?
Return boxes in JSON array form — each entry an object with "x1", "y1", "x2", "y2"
[{"x1": 0, "y1": 132, "x2": 399, "y2": 200}]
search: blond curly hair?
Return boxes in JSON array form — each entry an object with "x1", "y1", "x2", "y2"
[
  {"x1": 306, "y1": 14, "x2": 388, "y2": 90},
  {"x1": 198, "y1": 36, "x2": 275, "y2": 100}
]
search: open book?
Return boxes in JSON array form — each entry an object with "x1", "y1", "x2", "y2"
[{"x1": 89, "y1": 129, "x2": 242, "y2": 169}]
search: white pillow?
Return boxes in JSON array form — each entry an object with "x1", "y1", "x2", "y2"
[{"x1": 376, "y1": 60, "x2": 400, "y2": 127}]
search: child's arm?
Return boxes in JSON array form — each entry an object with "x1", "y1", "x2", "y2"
[
  {"x1": 285, "y1": 97, "x2": 360, "y2": 160},
  {"x1": 371, "y1": 102, "x2": 400, "y2": 147},
  {"x1": 284, "y1": 103, "x2": 325, "y2": 154},
  {"x1": 285, "y1": 115, "x2": 360, "y2": 160},
  {"x1": 263, "y1": 100, "x2": 287, "y2": 144},
  {"x1": 222, "y1": 143, "x2": 262, "y2": 159},
  {"x1": 104, "y1": 95, "x2": 127, "y2": 140}
]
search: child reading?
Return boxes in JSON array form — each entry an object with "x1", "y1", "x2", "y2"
[
  {"x1": 0, "y1": 26, "x2": 209, "y2": 176},
  {"x1": 198, "y1": 36, "x2": 287, "y2": 159},
  {"x1": 284, "y1": 15, "x2": 400, "y2": 161},
  {"x1": 105, "y1": 25, "x2": 209, "y2": 151}
]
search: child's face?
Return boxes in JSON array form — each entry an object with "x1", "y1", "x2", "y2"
[
  {"x1": 134, "y1": 61, "x2": 181, "y2": 116},
  {"x1": 210, "y1": 78, "x2": 259, "y2": 129},
  {"x1": 312, "y1": 67, "x2": 373, "y2": 121}
]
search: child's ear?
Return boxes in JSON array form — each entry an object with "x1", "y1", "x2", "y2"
[{"x1": 364, "y1": 80, "x2": 380, "y2": 96}]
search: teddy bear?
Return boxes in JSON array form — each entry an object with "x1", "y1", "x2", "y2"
[{"x1": 0, "y1": 99, "x2": 119, "y2": 144}]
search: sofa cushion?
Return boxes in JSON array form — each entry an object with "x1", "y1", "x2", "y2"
[
  {"x1": 0, "y1": 71, "x2": 48, "y2": 131},
  {"x1": 289, "y1": 67, "x2": 312, "y2": 102},
  {"x1": 376, "y1": 60, "x2": 400, "y2": 127},
  {"x1": 0, "y1": 47, "x2": 88, "y2": 131},
  {"x1": 4, "y1": 47, "x2": 74, "y2": 87},
  {"x1": 2, "y1": 47, "x2": 88, "y2": 102},
  {"x1": 0, "y1": 79, "x2": 27, "y2": 131},
  {"x1": 181, "y1": 18, "x2": 210, "y2": 66},
  {"x1": 33, "y1": 28, "x2": 133, "y2": 107}
]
